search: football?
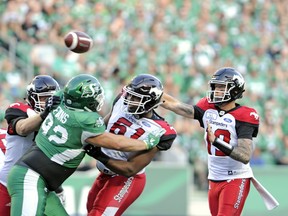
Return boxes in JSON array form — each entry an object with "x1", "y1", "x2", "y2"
[{"x1": 64, "y1": 31, "x2": 93, "y2": 53}]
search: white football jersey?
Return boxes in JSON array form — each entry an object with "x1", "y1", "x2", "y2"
[
  {"x1": 97, "y1": 97, "x2": 176, "y2": 175},
  {"x1": 0, "y1": 103, "x2": 37, "y2": 186},
  {"x1": 195, "y1": 98, "x2": 259, "y2": 181}
]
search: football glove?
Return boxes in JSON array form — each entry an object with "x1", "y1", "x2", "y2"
[
  {"x1": 144, "y1": 128, "x2": 166, "y2": 150},
  {"x1": 84, "y1": 144, "x2": 110, "y2": 165},
  {"x1": 40, "y1": 95, "x2": 61, "y2": 120}
]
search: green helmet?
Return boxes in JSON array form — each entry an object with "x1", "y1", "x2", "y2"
[{"x1": 63, "y1": 74, "x2": 104, "y2": 112}]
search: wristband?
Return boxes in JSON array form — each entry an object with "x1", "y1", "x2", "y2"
[{"x1": 212, "y1": 137, "x2": 234, "y2": 156}]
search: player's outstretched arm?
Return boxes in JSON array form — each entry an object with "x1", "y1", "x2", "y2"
[
  {"x1": 161, "y1": 93, "x2": 195, "y2": 119},
  {"x1": 86, "y1": 128, "x2": 165, "y2": 152},
  {"x1": 15, "y1": 114, "x2": 44, "y2": 136},
  {"x1": 85, "y1": 145, "x2": 159, "y2": 178},
  {"x1": 105, "y1": 148, "x2": 158, "y2": 177}
]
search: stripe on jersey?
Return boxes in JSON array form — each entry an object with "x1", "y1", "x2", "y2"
[{"x1": 51, "y1": 149, "x2": 83, "y2": 165}]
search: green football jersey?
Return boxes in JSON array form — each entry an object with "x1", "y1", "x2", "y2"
[{"x1": 36, "y1": 103, "x2": 105, "y2": 168}]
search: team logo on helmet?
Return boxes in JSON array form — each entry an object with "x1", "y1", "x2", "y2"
[
  {"x1": 233, "y1": 74, "x2": 244, "y2": 87},
  {"x1": 149, "y1": 87, "x2": 162, "y2": 99},
  {"x1": 81, "y1": 84, "x2": 102, "y2": 98}
]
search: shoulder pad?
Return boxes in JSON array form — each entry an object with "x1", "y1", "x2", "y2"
[
  {"x1": 154, "y1": 119, "x2": 177, "y2": 136},
  {"x1": 196, "y1": 97, "x2": 215, "y2": 111},
  {"x1": 231, "y1": 106, "x2": 259, "y2": 125}
]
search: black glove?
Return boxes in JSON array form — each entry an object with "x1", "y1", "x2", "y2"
[
  {"x1": 83, "y1": 144, "x2": 110, "y2": 165},
  {"x1": 40, "y1": 96, "x2": 61, "y2": 120}
]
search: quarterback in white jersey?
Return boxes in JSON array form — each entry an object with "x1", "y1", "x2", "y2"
[
  {"x1": 162, "y1": 67, "x2": 259, "y2": 216},
  {"x1": 85, "y1": 74, "x2": 177, "y2": 216}
]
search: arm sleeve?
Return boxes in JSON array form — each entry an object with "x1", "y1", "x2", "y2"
[
  {"x1": 236, "y1": 121, "x2": 259, "y2": 139},
  {"x1": 5, "y1": 107, "x2": 28, "y2": 135},
  {"x1": 193, "y1": 105, "x2": 205, "y2": 128},
  {"x1": 156, "y1": 134, "x2": 177, "y2": 151}
]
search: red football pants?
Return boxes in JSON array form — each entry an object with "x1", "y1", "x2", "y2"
[
  {"x1": 0, "y1": 183, "x2": 10, "y2": 216},
  {"x1": 87, "y1": 172, "x2": 146, "y2": 216},
  {"x1": 208, "y1": 178, "x2": 251, "y2": 216}
]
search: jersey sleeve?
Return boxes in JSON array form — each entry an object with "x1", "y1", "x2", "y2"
[
  {"x1": 154, "y1": 120, "x2": 177, "y2": 151},
  {"x1": 5, "y1": 102, "x2": 31, "y2": 123},
  {"x1": 233, "y1": 106, "x2": 260, "y2": 139},
  {"x1": 77, "y1": 113, "x2": 106, "y2": 145},
  {"x1": 194, "y1": 97, "x2": 215, "y2": 128},
  {"x1": 5, "y1": 103, "x2": 33, "y2": 135}
]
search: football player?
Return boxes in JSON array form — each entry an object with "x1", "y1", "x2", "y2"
[
  {"x1": 161, "y1": 67, "x2": 259, "y2": 216},
  {"x1": 0, "y1": 75, "x2": 67, "y2": 216},
  {"x1": 7, "y1": 74, "x2": 164, "y2": 216},
  {"x1": 84, "y1": 74, "x2": 177, "y2": 216}
]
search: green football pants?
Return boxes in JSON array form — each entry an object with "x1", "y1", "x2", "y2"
[{"x1": 7, "y1": 165, "x2": 68, "y2": 216}]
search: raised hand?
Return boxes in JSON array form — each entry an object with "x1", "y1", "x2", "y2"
[{"x1": 40, "y1": 96, "x2": 61, "y2": 120}]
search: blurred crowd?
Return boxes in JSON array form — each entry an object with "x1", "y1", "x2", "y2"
[{"x1": 1, "y1": 0, "x2": 288, "y2": 190}]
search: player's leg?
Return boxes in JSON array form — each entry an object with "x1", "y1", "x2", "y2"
[
  {"x1": 208, "y1": 180, "x2": 221, "y2": 216},
  {"x1": 89, "y1": 173, "x2": 146, "y2": 216},
  {"x1": 0, "y1": 183, "x2": 10, "y2": 216},
  {"x1": 7, "y1": 165, "x2": 47, "y2": 216},
  {"x1": 87, "y1": 172, "x2": 106, "y2": 213},
  {"x1": 44, "y1": 191, "x2": 69, "y2": 216},
  {"x1": 217, "y1": 178, "x2": 251, "y2": 216}
]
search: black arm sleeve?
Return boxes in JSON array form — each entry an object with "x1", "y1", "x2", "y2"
[
  {"x1": 8, "y1": 116, "x2": 26, "y2": 136},
  {"x1": 236, "y1": 121, "x2": 258, "y2": 139},
  {"x1": 5, "y1": 107, "x2": 28, "y2": 135},
  {"x1": 5, "y1": 107, "x2": 28, "y2": 124},
  {"x1": 156, "y1": 134, "x2": 177, "y2": 151},
  {"x1": 193, "y1": 105, "x2": 205, "y2": 128}
]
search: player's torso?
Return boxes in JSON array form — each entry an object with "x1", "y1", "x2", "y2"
[
  {"x1": 99, "y1": 98, "x2": 163, "y2": 174},
  {"x1": 36, "y1": 103, "x2": 106, "y2": 168},
  {"x1": 0, "y1": 103, "x2": 36, "y2": 186},
  {"x1": 197, "y1": 100, "x2": 254, "y2": 180}
]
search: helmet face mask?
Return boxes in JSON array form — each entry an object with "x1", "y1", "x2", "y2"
[
  {"x1": 63, "y1": 74, "x2": 105, "y2": 112},
  {"x1": 207, "y1": 67, "x2": 245, "y2": 105},
  {"x1": 122, "y1": 74, "x2": 163, "y2": 115},
  {"x1": 123, "y1": 86, "x2": 153, "y2": 114},
  {"x1": 26, "y1": 75, "x2": 60, "y2": 113}
]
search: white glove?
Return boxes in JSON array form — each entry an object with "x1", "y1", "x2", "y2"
[{"x1": 56, "y1": 191, "x2": 66, "y2": 206}]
